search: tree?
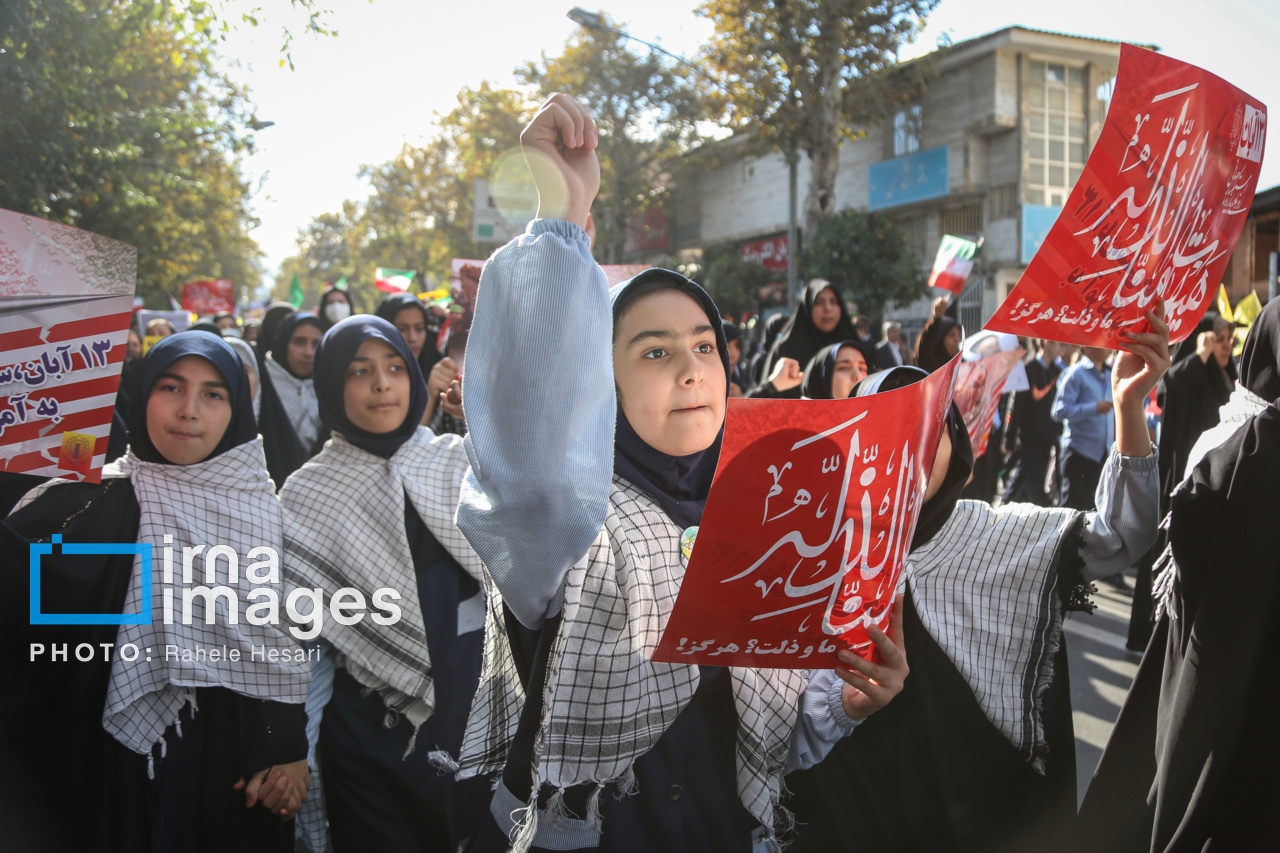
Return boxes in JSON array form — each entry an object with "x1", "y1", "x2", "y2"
[
  {"x1": 519, "y1": 15, "x2": 706, "y2": 263},
  {"x1": 697, "y1": 247, "x2": 779, "y2": 320},
  {"x1": 698, "y1": 0, "x2": 937, "y2": 237},
  {"x1": 800, "y1": 209, "x2": 924, "y2": 319},
  {"x1": 0, "y1": 0, "x2": 265, "y2": 303}
]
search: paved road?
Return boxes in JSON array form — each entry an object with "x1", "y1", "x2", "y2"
[{"x1": 1065, "y1": 575, "x2": 1143, "y2": 805}]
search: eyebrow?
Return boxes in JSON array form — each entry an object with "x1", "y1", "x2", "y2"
[
  {"x1": 155, "y1": 371, "x2": 229, "y2": 391},
  {"x1": 626, "y1": 324, "x2": 716, "y2": 348},
  {"x1": 348, "y1": 350, "x2": 405, "y2": 363}
]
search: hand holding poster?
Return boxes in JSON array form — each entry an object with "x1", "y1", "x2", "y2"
[
  {"x1": 987, "y1": 45, "x2": 1266, "y2": 348},
  {"x1": 652, "y1": 356, "x2": 959, "y2": 669},
  {"x1": 0, "y1": 209, "x2": 136, "y2": 483}
]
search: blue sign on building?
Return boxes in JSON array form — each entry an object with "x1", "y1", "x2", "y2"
[
  {"x1": 1021, "y1": 204, "x2": 1064, "y2": 264},
  {"x1": 868, "y1": 145, "x2": 949, "y2": 211}
]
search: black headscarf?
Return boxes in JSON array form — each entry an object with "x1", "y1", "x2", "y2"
[
  {"x1": 763, "y1": 280, "x2": 858, "y2": 382},
  {"x1": 375, "y1": 293, "x2": 442, "y2": 375},
  {"x1": 852, "y1": 366, "x2": 974, "y2": 549},
  {"x1": 313, "y1": 315, "x2": 428, "y2": 460},
  {"x1": 1237, "y1": 297, "x2": 1280, "y2": 402},
  {"x1": 257, "y1": 302, "x2": 296, "y2": 361},
  {"x1": 127, "y1": 332, "x2": 256, "y2": 465},
  {"x1": 800, "y1": 339, "x2": 877, "y2": 400},
  {"x1": 269, "y1": 312, "x2": 325, "y2": 379},
  {"x1": 188, "y1": 320, "x2": 223, "y2": 336},
  {"x1": 916, "y1": 315, "x2": 962, "y2": 374},
  {"x1": 609, "y1": 268, "x2": 730, "y2": 530}
]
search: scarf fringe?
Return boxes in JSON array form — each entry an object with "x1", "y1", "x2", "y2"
[
  {"x1": 427, "y1": 749, "x2": 459, "y2": 774},
  {"x1": 506, "y1": 768, "x2": 541, "y2": 853}
]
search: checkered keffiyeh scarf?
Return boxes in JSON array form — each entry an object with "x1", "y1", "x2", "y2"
[
  {"x1": 18, "y1": 439, "x2": 311, "y2": 760},
  {"x1": 459, "y1": 479, "x2": 806, "y2": 841},
  {"x1": 905, "y1": 499, "x2": 1081, "y2": 772},
  {"x1": 280, "y1": 428, "x2": 488, "y2": 756},
  {"x1": 264, "y1": 357, "x2": 322, "y2": 448}
]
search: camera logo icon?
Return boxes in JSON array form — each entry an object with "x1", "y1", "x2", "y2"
[{"x1": 29, "y1": 535, "x2": 153, "y2": 626}]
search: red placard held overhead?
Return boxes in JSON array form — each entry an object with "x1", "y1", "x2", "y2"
[
  {"x1": 180, "y1": 279, "x2": 234, "y2": 316},
  {"x1": 652, "y1": 356, "x2": 959, "y2": 670},
  {"x1": 987, "y1": 45, "x2": 1267, "y2": 348}
]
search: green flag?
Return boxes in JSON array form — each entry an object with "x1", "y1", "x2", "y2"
[
  {"x1": 289, "y1": 273, "x2": 303, "y2": 308},
  {"x1": 334, "y1": 275, "x2": 348, "y2": 289}
]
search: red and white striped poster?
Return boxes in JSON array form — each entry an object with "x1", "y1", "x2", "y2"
[{"x1": 0, "y1": 209, "x2": 137, "y2": 483}]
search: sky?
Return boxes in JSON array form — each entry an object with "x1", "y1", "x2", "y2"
[{"x1": 217, "y1": 0, "x2": 1280, "y2": 295}]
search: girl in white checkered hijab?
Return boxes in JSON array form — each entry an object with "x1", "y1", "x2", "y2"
[
  {"x1": 279, "y1": 315, "x2": 493, "y2": 852},
  {"x1": 4, "y1": 331, "x2": 310, "y2": 853},
  {"x1": 453, "y1": 94, "x2": 909, "y2": 853}
]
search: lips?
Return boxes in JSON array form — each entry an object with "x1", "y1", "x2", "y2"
[{"x1": 168, "y1": 431, "x2": 201, "y2": 440}]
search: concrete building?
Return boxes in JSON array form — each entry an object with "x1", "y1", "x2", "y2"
[{"x1": 670, "y1": 26, "x2": 1156, "y2": 338}]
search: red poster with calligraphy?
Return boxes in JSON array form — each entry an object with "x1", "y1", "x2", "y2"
[
  {"x1": 987, "y1": 45, "x2": 1266, "y2": 348},
  {"x1": 180, "y1": 279, "x2": 234, "y2": 316},
  {"x1": 652, "y1": 356, "x2": 959, "y2": 669},
  {"x1": 954, "y1": 349, "x2": 1024, "y2": 457}
]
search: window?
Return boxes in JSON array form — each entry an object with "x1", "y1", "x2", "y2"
[
  {"x1": 1096, "y1": 76, "x2": 1116, "y2": 119},
  {"x1": 940, "y1": 203, "x2": 983, "y2": 236},
  {"x1": 892, "y1": 211, "x2": 930, "y2": 261},
  {"x1": 1025, "y1": 60, "x2": 1087, "y2": 206},
  {"x1": 893, "y1": 105, "x2": 922, "y2": 157},
  {"x1": 988, "y1": 183, "x2": 1018, "y2": 221}
]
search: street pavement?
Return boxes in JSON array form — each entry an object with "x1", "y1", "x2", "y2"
[{"x1": 1065, "y1": 574, "x2": 1144, "y2": 805}]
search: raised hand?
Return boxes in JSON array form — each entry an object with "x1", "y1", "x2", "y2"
[
  {"x1": 1114, "y1": 298, "x2": 1171, "y2": 410},
  {"x1": 520, "y1": 93, "x2": 600, "y2": 229},
  {"x1": 769, "y1": 357, "x2": 804, "y2": 393}
]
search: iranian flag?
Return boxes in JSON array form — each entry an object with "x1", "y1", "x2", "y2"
[
  {"x1": 375, "y1": 267, "x2": 415, "y2": 293},
  {"x1": 928, "y1": 235, "x2": 981, "y2": 295}
]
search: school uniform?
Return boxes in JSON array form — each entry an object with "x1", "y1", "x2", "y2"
[
  {"x1": 1, "y1": 333, "x2": 309, "y2": 852},
  {"x1": 279, "y1": 316, "x2": 490, "y2": 852},
  {"x1": 454, "y1": 220, "x2": 865, "y2": 853}
]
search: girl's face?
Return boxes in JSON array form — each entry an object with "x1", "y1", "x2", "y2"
[
  {"x1": 614, "y1": 289, "x2": 727, "y2": 458},
  {"x1": 829, "y1": 347, "x2": 869, "y2": 400},
  {"x1": 286, "y1": 323, "x2": 323, "y2": 377},
  {"x1": 146, "y1": 355, "x2": 233, "y2": 465},
  {"x1": 343, "y1": 339, "x2": 410, "y2": 434},
  {"x1": 812, "y1": 288, "x2": 842, "y2": 334},
  {"x1": 943, "y1": 325, "x2": 963, "y2": 356},
  {"x1": 393, "y1": 306, "x2": 427, "y2": 358}
]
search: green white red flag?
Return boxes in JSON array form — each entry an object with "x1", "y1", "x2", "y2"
[
  {"x1": 375, "y1": 267, "x2": 415, "y2": 294},
  {"x1": 928, "y1": 235, "x2": 980, "y2": 295}
]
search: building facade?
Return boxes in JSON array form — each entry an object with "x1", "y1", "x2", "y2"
[{"x1": 671, "y1": 26, "x2": 1154, "y2": 337}]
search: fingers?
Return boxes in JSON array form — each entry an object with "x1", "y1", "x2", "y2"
[
  {"x1": 242, "y1": 768, "x2": 268, "y2": 807},
  {"x1": 258, "y1": 769, "x2": 290, "y2": 811},
  {"x1": 524, "y1": 94, "x2": 597, "y2": 151}
]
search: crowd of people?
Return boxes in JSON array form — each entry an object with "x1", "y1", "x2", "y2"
[{"x1": 2, "y1": 92, "x2": 1276, "y2": 853}]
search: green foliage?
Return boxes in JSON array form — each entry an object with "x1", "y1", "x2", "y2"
[
  {"x1": 697, "y1": 0, "x2": 938, "y2": 232},
  {"x1": 800, "y1": 209, "x2": 925, "y2": 318},
  {"x1": 696, "y1": 247, "x2": 779, "y2": 320},
  {"x1": 0, "y1": 0, "x2": 265, "y2": 304},
  {"x1": 273, "y1": 84, "x2": 533, "y2": 307},
  {"x1": 518, "y1": 14, "x2": 706, "y2": 263}
]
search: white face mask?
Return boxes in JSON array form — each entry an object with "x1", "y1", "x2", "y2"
[{"x1": 324, "y1": 302, "x2": 352, "y2": 323}]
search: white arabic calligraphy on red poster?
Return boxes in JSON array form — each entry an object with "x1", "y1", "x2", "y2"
[
  {"x1": 652, "y1": 356, "x2": 959, "y2": 669},
  {"x1": 0, "y1": 209, "x2": 137, "y2": 482},
  {"x1": 987, "y1": 44, "x2": 1266, "y2": 348}
]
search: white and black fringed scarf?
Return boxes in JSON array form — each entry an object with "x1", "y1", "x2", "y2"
[
  {"x1": 903, "y1": 499, "x2": 1081, "y2": 772},
  {"x1": 17, "y1": 438, "x2": 310, "y2": 764},
  {"x1": 280, "y1": 428, "x2": 489, "y2": 762},
  {"x1": 264, "y1": 356, "x2": 321, "y2": 448},
  {"x1": 459, "y1": 478, "x2": 807, "y2": 849}
]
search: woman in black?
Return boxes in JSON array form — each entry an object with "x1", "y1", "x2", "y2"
[{"x1": 758, "y1": 279, "x2": 858, "y2": 398}]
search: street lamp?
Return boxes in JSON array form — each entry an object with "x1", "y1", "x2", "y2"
[{"x1": 566, "y1": 7, "x2": 800, "y2": 310}]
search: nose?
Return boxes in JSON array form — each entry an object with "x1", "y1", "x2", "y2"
[
  {"x1": 177, "y1": 390, "x2": 199, "y2": 419},
  {"x1": 676, "y1": 346, "x2": 706, "y2": 386}
]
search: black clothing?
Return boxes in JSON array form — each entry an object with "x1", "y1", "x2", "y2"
[
  {"x1": 1077, "y1": 403, "x2": 1280, "y2": 853},
  {"x1": 1061, "y1": 450, "x2": 1103, "y2": 511},
  {"x1": 760, "y1": 280, "x2": 857, "y2": 385}
]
